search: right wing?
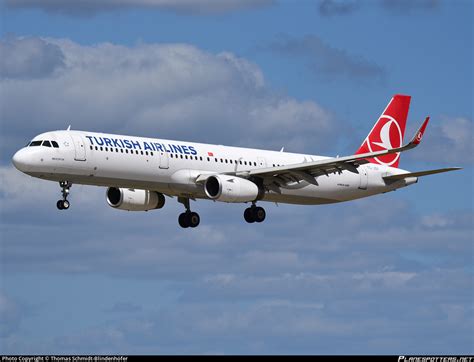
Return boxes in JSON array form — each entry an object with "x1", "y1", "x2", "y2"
[{"x1": 234, "y1": 117, "x2": 431, "y2": 187}]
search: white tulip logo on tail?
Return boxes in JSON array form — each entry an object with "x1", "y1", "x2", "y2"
[
  {"x1": 355, "y1": 94, "x2": 410, "y2": 169},
  {"x1": 366, "y1": 115, "x2": 403, "y2": 166}
]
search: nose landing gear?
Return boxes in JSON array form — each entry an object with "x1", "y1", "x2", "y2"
[{"x1": 56, "y1": 181, "x2": 71, "y2": 210}]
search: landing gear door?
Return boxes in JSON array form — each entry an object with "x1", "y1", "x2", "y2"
[
  {"x1": 69, "y1": 134, "x2": 86, "y2": 161},
  {"x1": 359, "y1": 166, "x2": 368, "y2": 190},
  {"x1": 159, "y1": 151, "x2": 169, "y2": 169}
]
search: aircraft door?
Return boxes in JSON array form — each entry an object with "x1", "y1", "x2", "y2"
[
  {"x1": 159, "y1": 151, "x2": 169, "y2": 169},
  {"x1": 69, "y1": 134, "x2": 86, "y2": 161},
  {"x1": 257, "y1": 157, "x2": 267, "y2": 168},
  {"x1": 359, "y1": 166, "x2": 368, "y2": 190}
]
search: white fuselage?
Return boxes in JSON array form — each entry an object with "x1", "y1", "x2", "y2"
[{"x1": 12, "y1": 130, "x2": 414, "y2": 206}]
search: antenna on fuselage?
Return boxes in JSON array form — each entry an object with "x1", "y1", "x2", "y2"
[
  {"x1": 280, "y1": 147, "x2": 284, "y2": 152},
  {"x1": 66, "y1": 125, "x2": 71, "y2": 131}
]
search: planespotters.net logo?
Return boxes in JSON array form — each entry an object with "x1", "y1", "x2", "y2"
[{"x1": 399, "y1": 357, "x2": 473, "y2": 362}]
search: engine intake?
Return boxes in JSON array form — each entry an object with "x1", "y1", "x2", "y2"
[
  {"x1": 106, "y1": 187, "x2": 165, "y2": 211},
  {"x1": 204, "y1": 175, "x2": 260, "y2": 203}
]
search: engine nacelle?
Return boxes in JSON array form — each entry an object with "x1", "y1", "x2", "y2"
[
  {"x1": 106, "y1": 187, "x2": 165, "y2": 211},
  {"x1": 204, "y1": 175, "x2": 260, "y2": 203}
]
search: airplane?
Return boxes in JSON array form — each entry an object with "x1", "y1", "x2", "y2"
[{"x1": 11, "y1": 94, "x2": 461, "y2": 228}]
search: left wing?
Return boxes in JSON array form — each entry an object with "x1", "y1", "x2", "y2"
[{"x1": 234, "y1": 117, "x2": 430, "y2": 186}]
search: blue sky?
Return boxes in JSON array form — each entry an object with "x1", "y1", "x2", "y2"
[{"x1": 0, "y1": 0, "x2": 472, "y2": 354}]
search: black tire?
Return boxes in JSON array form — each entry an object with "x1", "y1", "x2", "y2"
[
  {"x1": 62, "y1": 200, "x2": 70, "y2": 209},
  {"x1": 189, "y1": 212, "x2": 200, "y2": 228},
  {"x1": 56, "y1": 200, "x2": 64, "y2": 210},
  {"x1": 244, "y1": 207, "x2": 255, "y2": 223},
  {"x1": 253, "y1": 206, "x2": 266, "y2": 223},
  {"x1": 178, "y1": 213, "x2": 189, "y2": 228}
]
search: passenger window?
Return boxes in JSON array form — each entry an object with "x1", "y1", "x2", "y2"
[
  {"x1": 215, "y1": 158, "x2": 217, "y2": 162},
  {"x1": 254, "y1": 162, "x2": 257, "y2": 166},
  {"x1": 90, "y1": 146, "x2": 93, "y2": 150},
  {"x1": 244, "y1": 161, "x2": 247, "y2": 165},
  {"x1": 207, "y1": 157, "x2": 210, "y2": 162},
  {"x1": 200, "y1": 157, "x2": 203, "y2": 161},
  {"x1": 225, "y1": 159, "x2": 228, "y2": 163},
  {"x1": 120, "y1": 149, "x2": 123, "y2": 153},
  {"x1": 43, "y1": 141, "x2": 52, "y2": 147},
  {"x1": 100, "y1": 147, "x2": 103, "y2": 151},
  {"x1": 220, "y1": 159, "x2": 223, "y2": 163},
  {"x1": 141, "y1": 151, "x2": 144, "y2": 155},
  {"x1": 105, "y1": 147, "x2": 108, "y2": 152},
  {"x1": 95, "y1": 146, "x2": 98, "y2": 150},
  {"x1": 151, "y1": 152, "x2": 153, "y2": 156},
  {"x1": 180, "y1": 155, "x2": 183, "y2": 159},
  {"x1": 185, "y1": 155, "x2": 188, "y2": 160},
  {"x1": 126, "y1": 149, "x2": 129, "y2": 153}
]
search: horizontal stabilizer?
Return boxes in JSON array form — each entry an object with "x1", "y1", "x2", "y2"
[{"x1": 383, "y1": 167, "x2": 462, "y2": 181}]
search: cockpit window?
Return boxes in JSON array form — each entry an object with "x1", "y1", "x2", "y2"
[{"x1": 28, "y1": 140, "x2": 59, "y2": 148}]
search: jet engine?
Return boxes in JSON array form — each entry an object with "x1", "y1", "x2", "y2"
[
  {"x1": 204, "y1": 175, "x2": 261, "y2": 203},
  {"x1": 106, "y1": 187, "x2": 165, "y2": 211}
]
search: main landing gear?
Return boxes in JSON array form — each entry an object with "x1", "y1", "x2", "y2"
[
  {"x1": 244, "y1": 203, "x2": 266, "y2": 223},
  {"x1": 56, "y1": 181, "x2": 71, "y2": 210},
  {"x1": 177, "y1": 197, "x2": 200, "y2": 228}
]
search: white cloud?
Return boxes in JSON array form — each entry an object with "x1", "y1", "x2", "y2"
[
  {"x1": 0, "y1": 36, "x2": 65, "y2": 79},
  {"x1": 0, "y1": 36, "x2": 337, "y2": 160},
  {"x1": 421, "y1": 214, "x2": 453, "y2": 228},
  {"x1": 268, "y1": 34, "x2": 386, "y2": 83},
  {"x1": 409, "y1": 116, "x2": 473, "y2": 164}
]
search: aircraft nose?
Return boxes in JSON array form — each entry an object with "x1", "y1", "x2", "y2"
[{"x1": 12, "y1": 149, "x2": 30, "y2": 172}]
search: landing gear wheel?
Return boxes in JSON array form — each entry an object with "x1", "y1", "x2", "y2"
[
  {"x1": 178, "y1": 211, "x2": 200, "y2": 228},
  {"x1": 178, "y1": 213, "x2": 189, "y2": 228},
  {"x1": 253, "y1": 206, "x2": 266, "y2": 223},
  {"x1": 57, "y1": 181, "x2": 72, "y2": 211},
  {"x1": 244, "y1": 207, "x2": 255, "y2": 223},
  {"x1": 57, "y1": 200, "x2": 64, "y2": 210},
  {"x1": 177, "y1": 197, "x2": 201, "y2": 229},
  {"x1": 188, "y1": 212, "x2": 200, "y2": 228},
  {"x1": 244, "y1": 205, "x2": 266, "y2": 223}
]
